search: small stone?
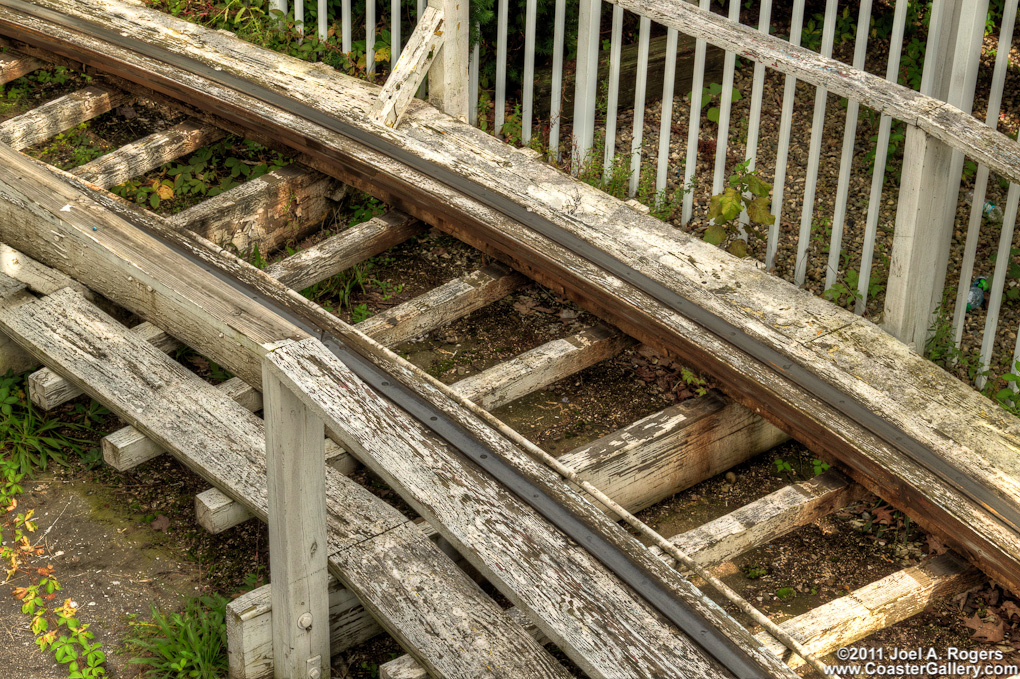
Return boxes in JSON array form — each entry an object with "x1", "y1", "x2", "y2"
[{"x1": 725, "y1": 471, "x2": 737, "y2": 485}]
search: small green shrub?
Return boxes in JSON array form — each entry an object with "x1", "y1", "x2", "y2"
[
  {"x1": 125, "y1": 594, "x2": 229, "y2": 679},
  {"x1": 703, "y1": 159, "x2": 775, "y2": 258},
  {"x1": 0, "y1": 371, "x2": 88, "y2": 476}
]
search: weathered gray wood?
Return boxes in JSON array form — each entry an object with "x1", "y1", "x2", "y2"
[
  {"x1": 756, "y1": 554, "x2": 983, "y2": 666},
  {"x1": 357, "y1": 263, "x2": 525, "y2": 346},
  {"x1": 559, "y1": 391, "x2": 788, "y2": 514},
  {"x1": 267, "y1": 338, "x2": 794, "y2": 679},
  {"x1": 0, "y1": 85, "x2": 128, "y2": 150},
  {"x1": 0, "y1": 242, "x2": 92, "y2": 300},
  {"x1": 263, "y1": 211, "x2": 423, "y2": 291},
  {"x1": 374, "y1": 6, "x2": 444, "y2": 129},
  {"x1": 0, "y1": 12, "x2": 1016, "y2": 596},
  {"x1": 0, "y1": 48, "x2": 44, "y2": 84},
  {"x1": 0, "y1": 288, "x2": 569, "y2": 679},
  {"x1": 453, "y1": 325, "x2": 630, "y2": 410},
  {"x1": 0, "y1": 270, "x2": 33, "y2": 373},
  {"x1": 228, "y1": 578, "x2": 383, "y2": 679},
  {"x1": 195, "y1": 487, "x2": 255, "y2": 534},
  {"x1": 73, "y1": 119, "x2": 225, "y2": 189},
  {"x1": 167, "y1": 164, "x2": 339, "y2": 256},
  {"x1": 102, "y1": 376, "x2": 259, "y2": 471},
  {"x1": 262, "y1": 362, "x2": 329, "y2": 678},
  {"x1": 30, "y1": 321, "x2": 181, "y2": 410},
  {"x1": 426, "y1": 0, "x2": 468, "y2": 122},
  {"x1": 658, "y1": 470, "x2": 869, "y2": 569}
]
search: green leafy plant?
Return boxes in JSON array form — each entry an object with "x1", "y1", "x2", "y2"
[
  {"x1": 775, "y1": 587, "x2": 796, "y2": 600},
  {"x1": 125, "y1": 594, "x2": 229, "y2": 679},
  {"x1": 812, "y1": 459, "x2": 830, "y2": 476},
  {"x1": 773, "y1": 458, "x2": 793, "y2": 475},
  {"x1": 703, "y1": 159, "x2": 775, "y2": 257},
  {"x1": 693, "y1": 82, "x2": 742, "y2": 124},
  {"x1": 0, "y1": 371, "x2": 86, "y2": 476},
  {"x1": 742, "y1": 564, "x2": 768, "y2": 580}
]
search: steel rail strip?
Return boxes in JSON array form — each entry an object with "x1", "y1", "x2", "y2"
[
  {"x1": 2, "y1": 0, "x2": 1019, "y2": 645},
  {"x1": 0, "y1": 5, "x2": 778, "y2": 678}
]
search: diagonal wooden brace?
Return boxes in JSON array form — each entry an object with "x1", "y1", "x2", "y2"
[{"x1": 373, "y1": 6, "x2": 445, "y2": 128}]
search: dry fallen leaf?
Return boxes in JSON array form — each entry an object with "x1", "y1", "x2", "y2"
[
  {"x1": 966, "y1": 613, "x2": 1005, "y2": 643},
  {"x1": 151, "y1": 514, "x2": 171, "y2": 533}
]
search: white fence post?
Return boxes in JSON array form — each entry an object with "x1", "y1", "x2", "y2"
[
  {"x1": 572, "y1": 0, "x2": 601, "y2": 170},
  {"x1": 427, "y1": 0, "x2": 469, "y2": 122},
  {"x1": 883, "y1": 0, "x2": 986, "y2": 350},
  {"x1": 263, "y1": 356, "x2": 329, "y2": 679}
]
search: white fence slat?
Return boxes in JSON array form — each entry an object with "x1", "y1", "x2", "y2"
[
  {"x1": 979, "y1": 183, "x2": 1020, "y2": 385},
  {"x1": 417, "y1": 0, "x2": 428, "y2": 97},
  {"x1": 628, "y1": 16, "x2": 651, "y2": 198},
  {"x1": 793, "y1": 0, "x2": 838, "y2": 287},
  {"x1": 711, "y1": 0, "x2": 741, "y2": 195},
  {"x1": 655, "y1": 28, "x2": 679, "y2": 197},
  {"x1": 295, "y1": 0, "x2": 303, "y2": 39},
  {"x1": 523, "y1": 0, "x2": 538, "y2": 144},
  {"x1": 952, "y1": 0, "x2": 1019, "y2": 349},
  {"x1": 765, "y1": 0, "x2": 806, "y2": 269},
  {"x1": 549, "y1": 0, "x2": 566, "y2": 161},
  {"x1": 681, "y1": 0, "x2": 712, "y2": 225},
  {"x1": 366, "y1": 0, "x2": 376, "y2": 75},
  {"x1": 392, "y1": 0, "x2": 402, "y2": 64},
  {"x1": 738, "y1": 0, "x2": 772, "y2": 236},
  {"x1": 603, "y1": 5, "x2": 625, "y2": 179},
  {"x1": 318, "y1": 0, "x2": 327, "y2": 42},
  {"x1": 855, "y1": 0, "x2": 908, "y2": 314},
  {"x1": 469, "y1": 32, "x2": 479, "y2": 127},
  {"x1": 495, "y1": 0, "x2": 509, "y2": 134},
  {"x1": 572, "y1": 0, "x2": 601, "y2": 169},
  {"x1": 825, "y1": 0, "x2": 873, "y2": 292},
  {"x1": 273, "y1": 0, "x2": 287, "y2": 16},
  {"x1": 342, "y1": 0, "x2": 352, "y2": 53}
]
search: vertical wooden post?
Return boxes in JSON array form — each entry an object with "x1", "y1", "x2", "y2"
[
  {"x1": 883, "y1": 0, "x2": 986, "y2": 350},
  {"x1": 571, "y1": 0, "x2": 601, "y2": 170},
  {"x1": 263, "y1": 358, "x2": 329, "y2": 679},
  {"x1": 427, "y1": 0, "x2": 469, "y2": 122}
]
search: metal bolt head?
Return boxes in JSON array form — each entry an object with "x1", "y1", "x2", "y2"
[
  {"x1": 297, "y1": 612, "x2": 313, "y2": 630},
  {"x1": 307, "y1": 668, "x2": 321, "y2": 679}
]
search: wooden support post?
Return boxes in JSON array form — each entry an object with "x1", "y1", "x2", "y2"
[
  {"x1": 883, "y1": 0, "x2": 984, "y2": 349},
  {"x1": 0, "y1": 86, "x2": 128, "y2": 151},
  {"x1": 0, "y1": 49, "x2": 45, "y2": 85},
  {"x1": 373, "y1": 7, "x2": 445, "y2": 128},
  {"x1": 262, "y1": 353, "x2": 329, "y2": 679},
  {"x1": 426, "y1": 0, "x2": 469, "y2": 122}
]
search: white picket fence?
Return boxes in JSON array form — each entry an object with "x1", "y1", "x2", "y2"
[{"x1": 270, "y1": 0, "x2": 1020, "y2": 385}]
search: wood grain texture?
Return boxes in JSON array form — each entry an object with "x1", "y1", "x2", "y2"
[
  {"x1": 167, "y1": 164, "x2": 338, "y2": 256},
  {"x1": 263, "y1": 210, "x2": 423, "y2": 291},
  {"x1": 658, "y1": 470, "x2": 869, "y2": 569},
  {"x1": 195, "y1": 486, "x2": 254, "y2": 534},
  {"x1": 7, "y1": 0, "x2": 1013, "y2": 592},
  {"x1": 267, "y1": 338, "x2": 793, "y2": 679},
  {"x1": 756, "y1": 554, "x2": 983, "y2": 667},
  {"x1": 0, "y1": 47, "x2": 43, "y2": 84},
  {"x1": 559, "y1": 391, "x2": 787, "y2": 513},
  {"x1": 373, "y1": 6, "x2": 444, "y2": 128},
  {"x1": 356, "y1": 262, "x2": 525, "y2": 346},
  {"x1": 0, "y1": 270, "x2": 34, "y2": 372},
  {"x1": 0, "y1": 84, "x2": 128, "y2": 150},
  {"x1": 0, "y1": 242, "x2": 92, "y2": 300},
  {"x1": 72, "y1": 118, "x2": 225, "y2": 189},
  {"x1": 0, "y1": 288, "x2": 569, "y2": 679},
  {"x1": 30, "y1": 321, "x2": 181, "y2": 410},
  {"x1": 452, "y1": 325, "x2": 631, "y2": 410}
]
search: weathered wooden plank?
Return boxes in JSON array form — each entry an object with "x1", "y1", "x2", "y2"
[
  {"x1": 656, "y1": 470, "x2": 868, "y2": 569},
  {"x1": 72, "y1": 118, "x2": 225, "y2": 189},
  {"x1": 167, "y1": 164, "x2": 339, "y2": 256},
  {"x1": 0, "y1": 270, "x2": 34, "y2": 372},
  {"x1": 559, "y1": 391, "x2": 788, "y2": 514},
  {"x1": 262, "y1": 362, "x2": 329, "y2": 677},
  {"x1": 452, "y1": 325, "x2": 631, "y2": 410},
  {"x1": 263, "y1": 210, "x2": 423, "y2": 291},
  {"x1": 0, "y1": 84, "x2": 127, "y2": 150},
  {"x1": 427, "y1": 0, "x2": 469, "y2": 122},
  {"x1": 102, "y1": 375, "x2": 260, "y2": 471},
  {"x1": 356, "y1": 262, "x2": 525, "y2": 346},
  {"x1": 196, "y1": 437, "x2": 348, "y2": 534},
  {"x1": 30, "y1": 321, "x2": 181, "y2": 410},
  {"x1": 373, "y1": 6, "x2": 443, "y2": 129},
  {"x1": 0, "y1": 242, "x2": 92, "y2": 300},
  {"x1": 0, "y1": 11, "x2": 1016, "y2": 597},
  {"x1": 267, "y1": 338, "x2": 793, "y2": 679},
  {"x1": 0, "y1": 48, "x2": 43, "y2": 84},
  {"x1": 756, "y1": 554, "x2": 983, "y2": 667},
  {"x1": 0, "y1": 287, "x2": 569, "y2": 679}
]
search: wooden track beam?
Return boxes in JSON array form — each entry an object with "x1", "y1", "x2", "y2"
[{"x1": 0, "y1": 84, "x2": 128, "y2": 150}]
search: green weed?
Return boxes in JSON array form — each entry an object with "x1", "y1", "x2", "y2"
[
  {"x1": 0, "y1": 371, "x2": 88, "y2": 476},
  {"x1": 124, "y1": 594, "x2": 229, "y2": 679}
]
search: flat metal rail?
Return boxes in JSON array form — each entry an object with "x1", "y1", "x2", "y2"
[{"x1": 1, "y1": 0, "x2": 1018, "y2": 620}]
